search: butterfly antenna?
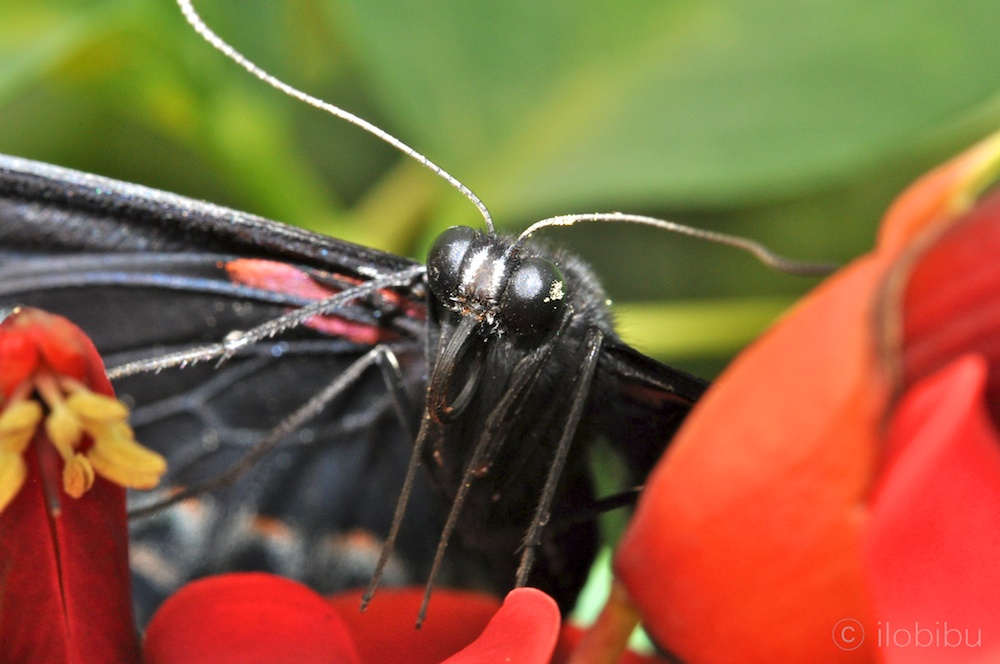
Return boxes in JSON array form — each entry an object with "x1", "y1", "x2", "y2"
[
  {"x1": 515, "y1": 212, "x2": 838, "y2": 276},
  {"x1": 175, "y1": 0, "x2": 495, "y2": 235}
]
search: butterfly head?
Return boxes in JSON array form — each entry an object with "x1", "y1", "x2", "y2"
[{"x1": 426, "y1": 226, "x2": 567, "y2": 341}]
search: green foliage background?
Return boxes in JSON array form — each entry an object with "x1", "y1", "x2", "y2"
[{"x1": 2, "y1": 0, "x2": 999, "y2": 376}]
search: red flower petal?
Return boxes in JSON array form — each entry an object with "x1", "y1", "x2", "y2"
[
  {"x1": 878, "y1": 131, "x2": 1000, "y2": 254},
  {"x1": 0, "y1": 308, "x2": 112, "y2": 397},
  {"x1": 328, "y1": 588, "x2": 500, "y2": 663},
  {"x1": 864, "y1": 355, "x2": 1000, "y2": 663},
  {"x1": 0, "y1": 444, "x2": 139, "y2": 663},
  {"x1": 443, "y1": 587, "x2": 560, "y2": 664},
  {"x1": 614, "y1": 255, "x2": 884, "y2": 663},
  {"x1": 28, "y1": 311, "x2": 93, "y2": 386},
  {"x1": 611, "y1": 132, "x2": 1000, "y2": 663},
  {"x1": 0, "y1": 325, "x2": 38, "y2": 396},
  {"x1": 144, "y1": 573, "x2": 360, "y2": 664},
  {"x1": 0, "y1": 309, "x2": 138, "y2": 663},
  {"x1": 898, "y1": 188, "x2": 1000, "y2": 422}
]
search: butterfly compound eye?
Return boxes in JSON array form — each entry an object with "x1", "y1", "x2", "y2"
[
  {"x1": 426, "y1": 226, "x2": 479, "y2": 302},
  {"x1": 501, "y1": 257, "x2": 566, "y2": 338}
]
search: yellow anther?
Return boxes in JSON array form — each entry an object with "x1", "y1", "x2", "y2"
[
  {"x1": 63, "y1": 453, "x2": 96, "y2": 499},
  {"x1": 65, "y1": 391, "x2": 130, "y2": 424},
  {"x1": 0, "y1": 400, "x2": 43, "y2": 453},
  {"x1": 44, "y1": 402, "x2": 82, "y2": 460}
]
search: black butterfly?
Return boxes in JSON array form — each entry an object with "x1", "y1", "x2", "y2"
[{"x1": 0, "y1": 153, "x2": 708, "y2": 623}]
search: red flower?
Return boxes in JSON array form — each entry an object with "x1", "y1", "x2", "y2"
[
  {"x1": 0, "y1": 308, "x2": 166, "y2": 512},
  {"x1": 0, "y1": 307, "x2": 164, "y2": 663},
  {"x1": 143, "y1": 574, "x2": 669, "y2": 663},
  {"x1": 602, "y1": 132, "x2": 1000, "y2": 663},
  {"x1": 144, "y1": 576, "x2": 561, "y2": 663}
]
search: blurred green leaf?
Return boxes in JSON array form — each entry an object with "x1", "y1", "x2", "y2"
[
  {"x1": 616, "y1": 296, "x2": 797, "y2": 360},
  {"x1": 332, "y1": 0, "x2": 1000, "y2": 221},
  {"x1": 0, "y1": 0, "x2": 998, "y2": 373}
]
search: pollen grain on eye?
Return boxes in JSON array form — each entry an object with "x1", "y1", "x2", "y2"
[{"x1": 545, "y1": 280, "x2": 565, "y2": 303}]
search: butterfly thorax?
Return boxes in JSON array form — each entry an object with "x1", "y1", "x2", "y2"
[{"x1": 417, "y1": 226, "x2": 616, "y2": 607}]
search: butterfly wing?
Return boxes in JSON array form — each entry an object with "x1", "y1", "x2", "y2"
[
  {"x1": 597, "y1": 338, "x2": 707, "y2": 479},
  {"x1": 0, "y1": 154, "x2": 441, "y2": 618}
]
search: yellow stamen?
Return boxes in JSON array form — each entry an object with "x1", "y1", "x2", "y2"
[
  {"x1": 65, "y1": 390, "x2": 130, "y2": 424},
  {"x1": 0, "y1": 400, "x2": 44, "y2": 453},
  {"x1": 0, "y1": 309, "x2": 169, "y2": 514},
  {"x1": 57, "y1": 386, "x2": 167, "y2": 493},
  {"x1": 0, "y1": 401, "x2": 43, "y2": 512},
  {"x1": 44, "y1": 401, "x2": 82, "y2": 461},
  {"x1": 86, "y1": 422, "x2": 166, "y2": 490},
  {"x1": 0, "y1": 382, "x2": 167, "y2": 509},
  {"x1": 63, "y1": 453, "x2": 96, "y2": 499},
  {"x1": 0, "y1": 451, "x2": 28, "y2": 512}
]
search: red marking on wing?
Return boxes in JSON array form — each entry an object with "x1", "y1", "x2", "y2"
[
  {"x1": 621, "y1": 383, "x2": 698, "y2": 408},
  {"x1": 225, "y1": 259, "x2": 417, "y2": 345},
  {"x1": 226, "y1": 259, "x2": 338, "y2": 300}
]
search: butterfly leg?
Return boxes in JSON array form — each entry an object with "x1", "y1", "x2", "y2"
[
  {"x1": 360, "y1": 397, "x2": 435, "y2": 611},
  {"x1": 128, "y1": 345, "x2": 390, "y2": 518},
  {"x1": 373, "y1": 345, "x2": 417, "y2": 443},
  {"x1": 516, "y1": 326, "x2": 604, "y2": 587}
]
